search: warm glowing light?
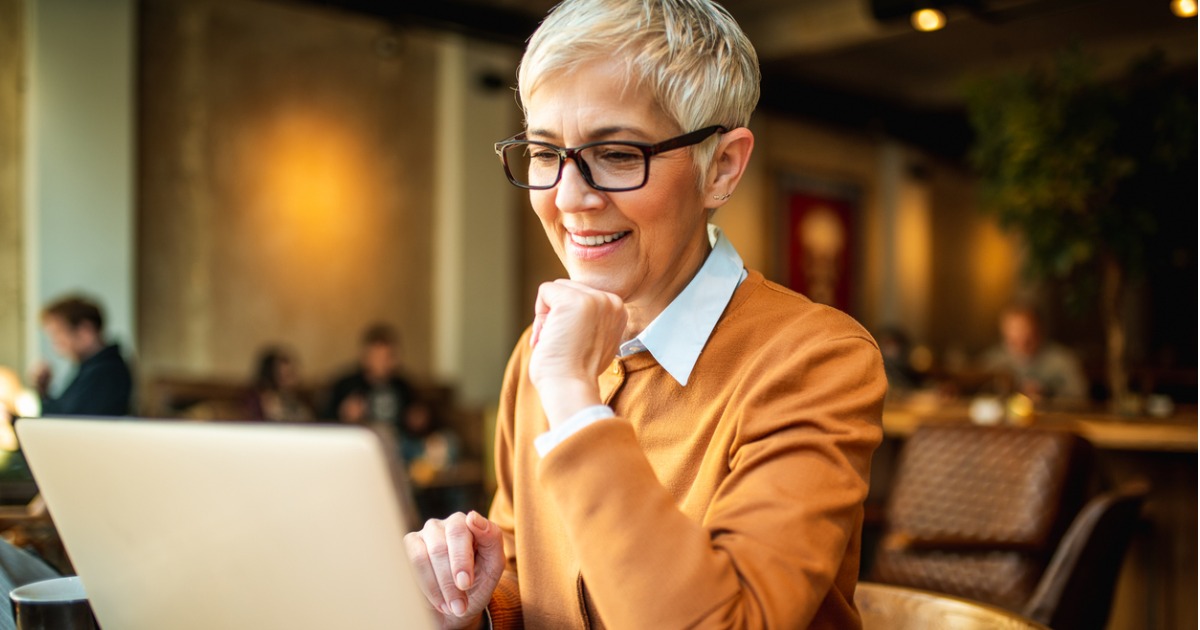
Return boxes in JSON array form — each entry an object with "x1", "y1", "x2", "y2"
[
  {"x1": 15, "y1": 390, "x2": 41, "y2": 419},
  {"x1": 1170, "y1": 0, "x2": 1197, "y2": 18},
  {"x1": 911, "y1": 8, "x2": 947, "y2": 31},
  {"x1": 1007, "y1": 393, "x2": 1036, "y2": 426}
]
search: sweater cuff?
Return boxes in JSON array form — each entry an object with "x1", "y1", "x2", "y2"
[
  {"x1": 486, "y1": 573, "x2": 523, "y2": 630},
  {"x1": 533, "y1": 404, "x2": 615, "y2": 457}
]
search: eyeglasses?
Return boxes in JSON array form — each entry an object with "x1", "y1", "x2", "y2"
[{"x1": 493, "y1": 125, "x2": 726, "y2": 192}]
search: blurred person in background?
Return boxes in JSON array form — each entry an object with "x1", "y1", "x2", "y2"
[
  {"x1": 404, "y1": 1, "x2": 886, "y2": 627},
  {"x1": 981, "y1": 303, "x2": 1087, "y2": 404},
  {"x1": 32, "y1": 295, "x2": 132, "y2": 417},
  {"x1": 325, "y1": 322, "x2": 417, "y2": 429},
  {"x1": 326, "y1": 324, "x2": 465, "y2": 517},
  {"x1": 876, "y1": 326, "x2": 921, "y2": 396},
  {"x1": 246, "y1": 346, "x2": 314, "y2": 422}
]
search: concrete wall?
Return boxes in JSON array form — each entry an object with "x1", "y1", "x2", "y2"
[
  {"x1": 0, "y1": 0, "x2": 24, "y2": 371},
  {"x1": 137, "y1": 0, "x2": 524, "y2": 409},
  {"x1": 138, "y1": 0, "x2": 441, "y2": 388}
]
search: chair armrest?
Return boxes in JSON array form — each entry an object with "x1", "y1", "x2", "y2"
[{"x1": 1022, "y1": 482, "x2": 1149, "y2": 628}]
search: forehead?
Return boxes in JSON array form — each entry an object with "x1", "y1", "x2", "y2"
[
  {"x1": 43, "y1": 315, "x2": 69, "y2": 331},
  {"x1": 524, "y1": 59, "x2": 674, "y2": 142}
]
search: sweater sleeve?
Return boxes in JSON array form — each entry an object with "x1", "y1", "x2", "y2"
[
  {"x1": 485, "y1": 331, "x2": 529, "y2": 626},
  {"x1": 537, "y1": 334, "x2": 886, "y2": 629}
]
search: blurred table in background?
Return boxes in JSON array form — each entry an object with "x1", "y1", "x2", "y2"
[
  {"x1": 883, "y1": 394, "x2": 1198, "y2": 452},
  {"x1": 873, "y1": 393, "x2": 1198, "y2": 630}
]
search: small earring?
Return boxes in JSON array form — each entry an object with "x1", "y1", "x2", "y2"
[{"x1": 713, "y1": 192, "x2": 732, "y2": 201}]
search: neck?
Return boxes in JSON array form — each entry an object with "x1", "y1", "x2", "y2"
[
  {"x1": 622, "y1": 239, "x2": 712, "y2": 340},
  {"x1": 77, "y1": 341, "x2": 106, "y2": 362}
]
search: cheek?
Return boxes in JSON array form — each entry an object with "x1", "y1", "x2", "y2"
[{"x1": 531, "y1": 194, "x2": 564, "y2": 245}]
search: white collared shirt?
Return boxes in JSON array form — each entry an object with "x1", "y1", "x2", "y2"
[{"x1": 534, "y1": 224, "x2": 747, "y2": 456}]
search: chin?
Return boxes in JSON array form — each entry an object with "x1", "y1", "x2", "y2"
[{"x1": 567, "y1": 268, "x2": 629, "y2": 298}]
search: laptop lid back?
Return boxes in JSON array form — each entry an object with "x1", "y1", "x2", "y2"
[{"x1": 15, "y1": 417, "x2": 436, "y2": 630}]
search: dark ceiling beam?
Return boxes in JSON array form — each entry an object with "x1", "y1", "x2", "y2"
[
  {"x1": 758, "y1": 71, "x2": 974, "y2": 160},
  {"x1": 288, "y1": 0, "x2": 541, "y2": 46}
]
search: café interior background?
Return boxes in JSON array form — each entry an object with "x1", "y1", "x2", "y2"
[{"x1": 0, "y1": 0, "x2": 1195, "y2": 409}]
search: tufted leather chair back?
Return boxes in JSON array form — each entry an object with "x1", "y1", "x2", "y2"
[{"x1": 871, "y1": 424, "x2": 1091, "y2": 611}]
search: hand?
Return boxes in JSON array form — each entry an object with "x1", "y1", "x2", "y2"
[
  {"x1": 29, "y1": 362, "x2": 51, "y2": 396},
  {"x1": 529, "y1": 280, "x2": 627, "y2": 426},
  {"x1": 338, "y1": 394, "x2": 367, "y2": 423},
  {"x1": 404, "y1": 511, "x2": 506, "y2": 630}
]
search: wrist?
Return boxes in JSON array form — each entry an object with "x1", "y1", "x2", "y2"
[{"x1": 532, "y1": 376, "x2": 601, "y2": 428}]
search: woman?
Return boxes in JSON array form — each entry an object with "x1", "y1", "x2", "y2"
[
  {"x1": 405, "y1": 1, "x2": 885, "y2": 628},
  {"x1": 246, "y1": 346, "x2": 314, "y2": 422}
]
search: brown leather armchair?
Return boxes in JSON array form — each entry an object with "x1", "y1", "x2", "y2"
[{"x1": 871, "y1": 424, "x2": 1145, "y2": 630}]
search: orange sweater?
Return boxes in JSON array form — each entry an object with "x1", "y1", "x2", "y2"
[{"x1": 487, "y1": 270, "x2": 885, "y2": 629}]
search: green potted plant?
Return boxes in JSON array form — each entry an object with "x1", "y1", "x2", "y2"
[{"x1": 966, "y1": 49, "x2": 1196, "y2": 409}]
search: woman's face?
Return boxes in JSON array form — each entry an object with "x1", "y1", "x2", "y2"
[{"x1": 524, "y1": 59, "x2": 711, "y2": 315}]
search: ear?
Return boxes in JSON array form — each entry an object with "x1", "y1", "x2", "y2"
[{"x1": 704, "y1": 127, "x2": 754, "y2": 209}]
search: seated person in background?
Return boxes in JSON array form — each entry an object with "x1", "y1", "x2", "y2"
[
  {"x1": 32, "y1": 295, "x2": 132, "y2": 417},
  {"x1": 405, "y1": 2, "x2": 886, "y2": 627},
  {"x1": 324, "y1": 323, "x2": 416, "y2": 431},
  {"x1": 981, "y1": 303, "x2": 1087, "y2": 404},
  {"x1": 246, "y1": 346, "x2": 314, "y2": 422},
  {"x1": 877, "y1": 326, "x2": 921, "y2": 396}
]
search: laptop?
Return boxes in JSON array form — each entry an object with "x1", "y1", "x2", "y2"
[{"x1": 14, "y1": 417, "x2": 438, "y2": 630}]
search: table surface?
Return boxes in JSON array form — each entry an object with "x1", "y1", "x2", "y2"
[{"x1": 883, "y1": 393, "x2": 1198, "y2": 452}]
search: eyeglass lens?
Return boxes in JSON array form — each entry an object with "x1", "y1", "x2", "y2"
[{"x1": 501, "y1": 143, "x2": 647, "y2": 190}]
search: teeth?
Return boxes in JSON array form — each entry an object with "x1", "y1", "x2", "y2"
[{"x1": 571, "y1": 231, "x2": 629, "y2": 246}]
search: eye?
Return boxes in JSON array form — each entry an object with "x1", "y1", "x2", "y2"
[
  {"x1": 594, "y1": 147, "x2": 643, "y2": 164},
  {"x1": 527, "y1": 148, "x2": 560, "y2": 164}
]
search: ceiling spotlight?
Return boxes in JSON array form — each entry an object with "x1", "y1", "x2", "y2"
[
  {"x1": 911, "y1": 8, "x2": 947, "y2": 31},
  {"x1": 1170, "y1": 0, "x2": 1197, "y2": 18}
]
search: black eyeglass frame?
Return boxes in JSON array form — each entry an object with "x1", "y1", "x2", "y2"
[{"x1": 493, "y1": 125, "x2": 728, "y2": 192}]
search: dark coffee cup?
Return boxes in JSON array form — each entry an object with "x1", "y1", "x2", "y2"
[{"x1": 9, "y1": 576, "x2": 99, "y2": 630}]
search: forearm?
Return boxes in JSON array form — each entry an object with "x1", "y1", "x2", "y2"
[
  {"x1": 538, "y1": 419, "x2": 746, "y2": 627},
  {"x1": 538, "y1": 417, "x2": 873, "y2": 629}
]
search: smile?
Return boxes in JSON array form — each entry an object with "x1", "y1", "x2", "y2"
[{"x1": 570, "y1": 231, "x2": 630, "y2": 247}]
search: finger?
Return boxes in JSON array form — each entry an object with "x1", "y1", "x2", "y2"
[
  {"x1": 464, "y1": 513, "x2": 507, "y2": 601},
  {"x1": 531, "y1": 313, "x2": 545, "y2": 348},
  {"x1": 444, "y1": 513, "x2": 477, "y2": 592},
  {"x1": 531, "y1": 282, "x2": 557, "y2": 347},
  {"x1": 420, "y1": 519, "x2": 470, "y2": 617},
  {"x1": 404, "y1": 532, "x2": 450, "y2": 615},
  {"x1": 466, "y1": 511, "x2": 502, "y2": 550}
]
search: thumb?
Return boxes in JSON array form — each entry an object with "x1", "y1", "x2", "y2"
[
  {"x1": 466, "y1": 511, "x2": 502, "y2": 549},
  {"x1": 466, "y1": 512, "x2": 506, "y2": 591}
]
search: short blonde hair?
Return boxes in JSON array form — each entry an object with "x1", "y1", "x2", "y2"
[{"x1": 518, "y1": 0, "x2": 760, "y2": 185}]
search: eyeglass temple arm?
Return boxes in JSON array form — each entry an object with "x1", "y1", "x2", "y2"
[{"x1": 647, "y1": 125, "x2": 727, "y2": 156}]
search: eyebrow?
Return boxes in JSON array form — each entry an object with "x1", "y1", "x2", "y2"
[{"x1": 525, "y1": 125, "x2": 650, "y2": 144}]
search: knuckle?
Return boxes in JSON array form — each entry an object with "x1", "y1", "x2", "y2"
[{"x1": 425, "y1": 538, "x2": 450, "y2": 560}]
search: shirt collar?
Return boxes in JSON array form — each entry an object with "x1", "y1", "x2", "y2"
[{"x1": 618, "y1": 224, "x2": 747, "y2": 386}]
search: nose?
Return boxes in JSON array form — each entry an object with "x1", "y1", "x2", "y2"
[{"x1": 554, "y1": 159, "x2": 606, "y2": 214}]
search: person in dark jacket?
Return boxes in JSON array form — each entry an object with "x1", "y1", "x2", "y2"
[
  {"x1": 324, "y1": 323, "x2": 415, "y2": 428},
  {"x1": 33, "y1": 295, "x2": 133, "y2": 417}
]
